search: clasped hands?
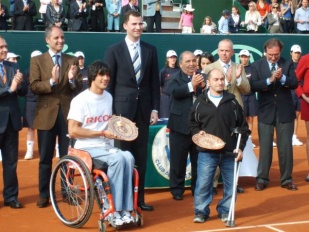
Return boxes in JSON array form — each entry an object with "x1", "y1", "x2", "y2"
[
  {"x1": 10, "y1": 69, "x2": 23, "y2": 92},
  {"x1": 191, "y1": 72, "x2": 206, "y2": 89},
  {"x1": 269, "y1": 67, "x2": 282, "y2": 83},
  {"x1": 226, "y1": 64, "x2": 243, "y2": 83},
  {"x1": 51, "y1": 64, "x2": 77, "y2": 84}
]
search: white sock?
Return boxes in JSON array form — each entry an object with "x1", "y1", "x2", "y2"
[{"x1": 27, "y1": 141, "x2": 34, "y2": 152}]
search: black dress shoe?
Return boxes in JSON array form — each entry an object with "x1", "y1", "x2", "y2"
[
  {"x1": 255, "y1": 182, "x2": 267, "y2": 191},
  {"x1": 37, "y1": 197, "x2": 49, "y2": 208},
  {"x1": 4, "y1": 199, "x2": 23, "y2": 209},
  {"x1": 138, "y1": 202, "x2": 154, "y2": 211},
  {"x1": 172, "y1": 194, "x2": 183, "y2": 201},
  {"x1": 281, "y1": 182, "x2": 298, "y2": 191},
  {"x1": 237, "y1": 185, "x2": 245, "y2": 193}
]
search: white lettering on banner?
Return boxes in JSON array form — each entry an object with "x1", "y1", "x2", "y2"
[
  {"x1": 152, "y1": 126, "x2": 191, "y2": 180},
  {"x1": 86, "y1": 115, "x2": 112, "y2": 124}
]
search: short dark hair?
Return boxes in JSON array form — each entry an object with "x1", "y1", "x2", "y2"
[
  {"x1": 123, "y1": 10, "x2": 142, "y2": 23},
  {"x1": 198, "y1": 52, "x2": 215, "y2": 68},
  {"x1": 264, "y1": 38, "x2": 284, "y2": 52},
  {"x1": 87, "y1": 60, "x2": 110, "y2": 87}
]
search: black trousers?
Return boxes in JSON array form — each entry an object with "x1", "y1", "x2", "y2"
[
  {"x1": 0, "y1": 117, "x2": 19, "y2": 202},
  {"x1": 91, "y1": 9, "x2": 105, "y2": 32},
  {"x1": 169, "y1": 129, "x2": 198, "y2": 196},
  {"x1": 117, "y1": 102, "x2": 149, "y2": 203},
  {"x1": 37, "y1": 107, "x2": 69, "y2": 198},
  {"x1": 146, "y1": 11, "x2": 162, "y2": 32}
]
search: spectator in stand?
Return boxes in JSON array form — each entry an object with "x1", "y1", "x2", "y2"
[
  {"x1": 75, "y1": 51, "x2": 88, "y2": 91},
  {"x1": 159, "y1": 50, "x2": 180, "y2": 119},
  {"x1": 179, "y1": 4, "x2": 195, "y2": 34},
  {"x1": 9, "y1": 0, "x2": 16, "y2": 30},
  {"x1": 121, "y1": 0, "x2": 140, "y2": 32},
  {"x1": 144, "y1": 0, "x2": 166, "y2": 33},
  {"x1": 228, "y1": 6, "x2": 243, "y2": 33},
  {"x1": 270, "y1": 0, "x2": 281, "y2": 11},
  {"x1": 23, "y1": 50, "x2": 42, "y2": 160},
  {"x1": 257, "y1": 0, "x2": 270, "y2": 29},
  {"x1": 45, "y1": 0, "x2": 66, "y2": 28},
  {"x1": 239, "y1": 49, "x2": 258, "y2": 148},
  {"x1": 294, "y1": 0, "x2": 309, "y2": 34},
  {"x1": 295, "y1": 51, "x2": 309, "y2": 182},
  {"x1": 245, "y1": 1, "x2": 262, "y2": 33},
  {"x1": 200, "y1": 16, "x2": 217, "y2": 34},
  {"x1": 267, "y1": 3, "x2": 283, "y2": 33},
  {"x1": 14, "y1": 0, "x2": 37, "y2": 31},
  {"x1": 89, "y1": 0, "x2": 106, "y2": 32},
  {"x1": 122, "y1": 0, "x2": 138, "y2": 7},
  {"x1": 70, "y1": 0, "x2": 89, "y2": 31},
  {"x1": 218, "y1": 9, "x2": 230, "y2": 34},
  {"x1": 289, "y1": 45, "x2": 303, "y2": 146},
  {"x1": 281, "y1": 0, "x2": 294, "y2": 33},
  {"x1": 106, "y1": 0, "x2": 121, "y2": 32},
  {"x1": 65, "y1": 0, "x2": 74, "y2": 31},
  {"x1": 0, "y1": 1, "x2": 10, "y2": 31},
  {"x1": 39, "y1": 0, "x2": 51, "y2": 25}
]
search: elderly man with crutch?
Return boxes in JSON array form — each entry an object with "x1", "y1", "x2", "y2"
[{"x1": 189, "y1": 68, "x2": 250, "y2": 224}]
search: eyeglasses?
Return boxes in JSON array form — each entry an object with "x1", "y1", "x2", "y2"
[
  {"x1": 273, "y1": 7, "x2": 278, "y2": 9},
  {"x1": 249, "y1": 5, "x2": 254, "y2": 7}
]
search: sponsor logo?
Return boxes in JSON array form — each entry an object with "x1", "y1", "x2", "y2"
[{"x1": 152, "y1": 126, "x2": 191, "y2": 180}]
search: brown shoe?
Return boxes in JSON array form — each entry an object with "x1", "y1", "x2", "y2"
[
  {"x1": 255, "y1": 182, "x2": 267, "y2": 191},
  {"x1": 37, "y1": 197, "x2": 49, "y2": 208},
  {"x1": 281, "y1": 182, "x2": 298, "y2": 191}
]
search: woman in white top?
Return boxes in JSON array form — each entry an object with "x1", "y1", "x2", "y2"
[
  {"x1": 200, "y1": 16, "x2": 216, "y2": 34},
  {"x1": 245, "y1": 1, "x2": 262, "y2": 33}
]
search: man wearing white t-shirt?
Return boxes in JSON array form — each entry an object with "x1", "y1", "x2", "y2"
[{"x1": 67, "y1": 61, "x2": 135, "y2": 226}]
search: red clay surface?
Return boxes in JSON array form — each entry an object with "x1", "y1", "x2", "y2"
[{"x1": 1, "y1": 120, "x2": 309, "y2": 232}]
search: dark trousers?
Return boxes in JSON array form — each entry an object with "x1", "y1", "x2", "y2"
[
  {"x1": 0, "y1": 117, "x2": 19, "y2": 202},
  {"x1": 118, "y1": 102, "x2": 149, "y2": 203},
  {"x1": 169, "y1": 129, "x2": 198, "y2": 196},
  {"x1": 146, "y1": 11, "x2": 162, "y2": 32},
  {"x1": 282, "y1": 19, "x2": 292, "y2": 33},
  {"x1": 37, "y1": 107, "x2": 69, "y2": 198},
  {"x1": 257, "y1": 116, "x2": 294, "y2": 185},
  {"x1": 91, "y1": 9, "x2": 105, "y2": 32}
]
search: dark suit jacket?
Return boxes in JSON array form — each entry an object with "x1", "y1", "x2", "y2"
[
  {"x1": 250, "y1": 57, "x2": 298, "y2": 124},
  {"x1": 121, "y1": 3, "x2": 140, "y2": 19},
  {"x1": 0, "y1": 61, "x2": 27, "y2": 133},
  {"x1": 0, "y1": 4, "x2": 10, "y2": 30},
  {"x1": 70, "y1": 1, "x2": 89, "y2": 31},
  {"x1": 14, "y1": 0, "x2": 37, "y2": 30},
  {"x1": 29, "y1": 52, "x2": 82, "y2": 130},
  {"x1": 166, "y1": 70, "x2": 201, "y2": 135},
  {"x1": 228, "y1": 14, "x2": 242, "y2": 33},
  {"x1": 104, "y1": 40, "x2": 160, "y2": 123}
]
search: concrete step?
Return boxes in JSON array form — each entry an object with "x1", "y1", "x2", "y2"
[
  {"x1": 162, "y1": 10, "x2": 181, "y2": 18},
  {"x1": 162, "y1": 21, "x2": 179, "y2": 29}
]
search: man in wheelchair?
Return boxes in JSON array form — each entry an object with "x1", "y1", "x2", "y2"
[{"x1": 67, "y1": 60, "x2": 135, "y2": 226}]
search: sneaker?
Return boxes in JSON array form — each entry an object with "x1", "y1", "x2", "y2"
[
  {"x1": 122, "y1": 211, "x2": 134, "y2": 223},
  {"x1": 273, "y1": 142, "x2": 277, "y2": 147},
  {"x1": 24, "y1": 151, "x2": 33, "y2": 160},
  {"x1": 193, "y1": 214, "x2": 209, "y2": 223},
  {"x1": 112, "y1": 211, "x2": 124, "y2": 226},
  {"x1": 218, "y1": 213, "x2": 228, "y2": 222},
  {"x1": 292, "y1": 137, "x2": 303, "y2": 146}
]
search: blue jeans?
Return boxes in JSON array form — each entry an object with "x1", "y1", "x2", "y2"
[{"x1": 194, "y1": 152, "x2": 235, "y2": 217}]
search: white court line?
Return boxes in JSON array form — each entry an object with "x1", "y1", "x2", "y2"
[{"x1": 193, "y1": 220, "x2": 309, "y2": 232}]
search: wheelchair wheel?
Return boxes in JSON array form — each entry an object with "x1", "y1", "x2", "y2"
[{"x1": 50, "y1": 155, "x2": 94, "y2": 228}]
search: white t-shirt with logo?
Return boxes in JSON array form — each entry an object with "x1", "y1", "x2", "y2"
[{"x1": 67, "y1": 89, "x2": 113, "y2": 149}]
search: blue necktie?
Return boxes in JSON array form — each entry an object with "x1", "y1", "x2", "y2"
[
  {"x1": 54, "y1": 55, "x2": 60, "y2": 66},
  {"x1": 0, "y1": 63, "x2": 6, "y2": 84}
]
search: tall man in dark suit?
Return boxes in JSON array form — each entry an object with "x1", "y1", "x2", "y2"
[
  {"x1": 14, "y1": 0, "x2": 37, "y2": 30},
  {"x1": 167, "y1": 51, "x2": 206, "y2": 200},
  {"x1": 0, "y1": 36, "x2": 27, "y2": 208},
  {"x1": 70, "y1": 0, "x2": 89, "y2": 31},
  {"x1": 30, "y1": 26, "x2": 82, "y2": 208},
  {"x1": 104, "y1": 10, "x2": 160, "y2": 211},
  {"x1": 250, "y1": 38, "x2": 298, "y2": 191}
]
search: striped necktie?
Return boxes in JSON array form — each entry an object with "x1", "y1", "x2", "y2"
[
  {"x1": 132, "y1": 43, "x2": 141, "y2": 83},
  {"x1": 271, "y1": 63, "x2": 276, "y2": 73}
]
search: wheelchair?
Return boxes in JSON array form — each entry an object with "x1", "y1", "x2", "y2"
[{"x1": 49, "y1": 147, "x2": 143, "y2": 231}]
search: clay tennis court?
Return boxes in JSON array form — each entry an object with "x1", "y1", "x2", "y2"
[{"x1": 1, "y1": 120, "x2": 308, "y2": 232}]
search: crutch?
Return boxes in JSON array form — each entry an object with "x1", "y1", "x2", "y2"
[{"x1": 226, "y1": 127, "x2": 242, "y2": 227}]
